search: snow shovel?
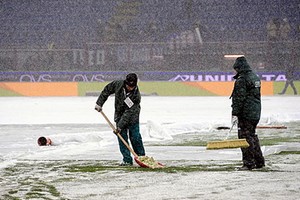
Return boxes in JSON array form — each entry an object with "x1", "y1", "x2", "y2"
[
  {"x1": 100, "y1": 110, "x2": 163, "y2": 169},
  {"x1": 206, "y1": 122, "x2": 249, "y2": 150}
]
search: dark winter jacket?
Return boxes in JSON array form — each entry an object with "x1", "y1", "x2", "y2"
[
  {"x1": 96, "y1": 80, "x2": 141, "y2": 129},
  {"x1": 231, "y1": 57, "x2": 261, "y2": 121}
]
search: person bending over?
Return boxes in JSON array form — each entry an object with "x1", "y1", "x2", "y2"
[{"x1": 95, "y1": 73, "x2": 145, "y2": 166}]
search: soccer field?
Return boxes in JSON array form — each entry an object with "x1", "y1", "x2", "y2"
[{"x1": 0, "y1": 96, "x2": 299, "y2": 199}]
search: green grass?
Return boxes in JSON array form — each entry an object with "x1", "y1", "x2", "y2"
[
  {"x1": 78, "y1": 82, "x2": 102, "y2": 96},
  {"x1": 79, "y1": 81, "x2": 300, "y2": 96},
  {"x1": 150, "y1": 136, "x2": 299, "y2": 147},
  {"x1": 139, "y1": 82, "x2": 216, "y2": 96},
  {"x1": 66, "y1": 163, "x2": 240, "y2": 173},
  {"x1": 260, "y1": 137, "x2": 300, "y2": 146},
  {"x1": 276, "y1": 151, "x2": 300, "y2": 155},
  {"x1": 273, "y1": 81, "x2": 300, "y2": 95},
  {"x1": 78, "y1": 82, "x2": 216, "y2": 96},
  {"x1": 0, "y1": 88, "x2": 21, "y2": 96},
  {"x1": 2, "y1": 150, "x2": 298, "y2": 199}
]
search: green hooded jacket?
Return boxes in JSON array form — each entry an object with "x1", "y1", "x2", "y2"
[
  {"x1": 231, "y1": 57, "x2": 261, "y2": 121},
  {"x1": 96, "y1": 80, "x2": 141, "y2": 129}
]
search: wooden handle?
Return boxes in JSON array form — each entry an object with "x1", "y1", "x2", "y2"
[
  {"x1": 100, "y1": 110, "x2": 117, "y2": 132},
  {"x1": 100, "y1": 111, "x2": 138, "y2": 157}
]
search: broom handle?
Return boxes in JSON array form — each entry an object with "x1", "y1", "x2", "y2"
[
  {"x1": 100, "y1": 110, "x2": 138, "y2": 157},
  {"x1": 225, "y1": 122, "x2": 235, "y2": 140}
]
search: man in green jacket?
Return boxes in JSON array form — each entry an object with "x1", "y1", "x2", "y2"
[
  {"x1": 231, "y1": 57, "x2": 265, "y2": 170},
  {"x1": 95, "y1": 73, "x2": 145, "y2": 166}
]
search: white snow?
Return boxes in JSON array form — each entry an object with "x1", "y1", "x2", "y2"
[{"x1": 0, "y1": 96, "x2": 299, "y2": 199}]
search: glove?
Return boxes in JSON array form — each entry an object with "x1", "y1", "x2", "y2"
[
  {"x1": 113, "y1": 127, "x2": 121, "y2": 134},
  {"x1": 95, "y1": 104, "x2": 102, "y2": 112},
  {"x1": 232, "y1": 115, "x2": 238, "y2": 126}
]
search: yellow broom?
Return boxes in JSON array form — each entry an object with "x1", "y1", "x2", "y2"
[{"x1": 206, "y1": 123, "x2": 249, "y2": 150}]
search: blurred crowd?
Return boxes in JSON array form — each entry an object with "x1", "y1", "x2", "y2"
[{"x1": 0, "y1": 0, "x2": 299, "y2": 72}]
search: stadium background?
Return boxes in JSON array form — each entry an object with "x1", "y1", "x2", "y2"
[{"x1": 0, "y1": 0, "x2": 299, "y2": 96}]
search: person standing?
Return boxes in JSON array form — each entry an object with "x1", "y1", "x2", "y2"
[
  {"x1": 230, "y1": 56, "x2": 265, "y2": 170},
  {"x1": 279, "y1": 65, "x2": 298, "y2": 95},
  {"x1": 94, "y1": 73, "x2": 145, "y2": 166},
  {"x1": 279, "y1": 18, "x2": 291, "y2": 40},
  {"x1": 266, "y1": 18, "x2": 281, "y2": 70}
]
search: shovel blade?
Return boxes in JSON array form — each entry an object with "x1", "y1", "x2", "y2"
[{"x1": 134, "y1": 156, "x2": 164, "y2": 169}]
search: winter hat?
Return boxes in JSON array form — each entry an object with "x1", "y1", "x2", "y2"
[
  {"x1": 37, "y1": 136, "x2": 52, "y2": 146},
  {"x1": 233, "y1": 56, "x2": 251, "y2": 72},
  {"x1": 38, "y1": 136, "x2": 47, "y2": 146},
  {"x1": 125, "y1": 73, "x2": 138, "y2": 87}
]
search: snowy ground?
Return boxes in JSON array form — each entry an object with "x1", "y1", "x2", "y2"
[{"x1": 0, "y1": 96, "x2": 300, "y2": 199}]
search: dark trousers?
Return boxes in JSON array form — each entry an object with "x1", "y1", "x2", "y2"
[
  {"x1": 280, "y1": 80, "x2": 297, "y2": 95},
  {"x1": 118, "y1": 123, "x2": 145, "y2": 164},
  {"x1": 238, "y1": 118, "x2": 265, "y2": 168}
]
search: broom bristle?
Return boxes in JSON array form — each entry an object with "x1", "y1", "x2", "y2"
[{"x1": 206, "y1": 139, "x2": 249, "y2": 150}]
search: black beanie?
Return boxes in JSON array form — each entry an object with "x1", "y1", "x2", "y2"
[
  {"x1": 38, "y1": 136, "x2": 47, "y2": 146},
  {"x1": 125, "y1": 73, "x2": 138, "y2": 87},
  {"x1": 233, "y1": 56, "x2": 252, "y2": 73},
  {"x1": 233, "y1": 56, "x2": 247, "y2": 70}
]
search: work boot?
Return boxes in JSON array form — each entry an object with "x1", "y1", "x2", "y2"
[
  {"x1": 255, "y1": 164, "x2": 265, "y2": 169},
  {"x1": 119, "y1": 162, "x2": 133, "y2": 166}
]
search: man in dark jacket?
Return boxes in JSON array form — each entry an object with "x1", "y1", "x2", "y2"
[
  {"x1": 278, "y1": 65, "x2": 298, "y2": 95},
  {"x1": 231, "y1": 57, "x2": 265, "y2": 170},
  {"x1": 95, "y1": 73, "x2": 145, "y2": 166}
]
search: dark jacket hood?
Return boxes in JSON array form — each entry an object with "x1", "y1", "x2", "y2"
[{"x1": 233, "y1": 56, "x2": 252, "y2": 73}]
